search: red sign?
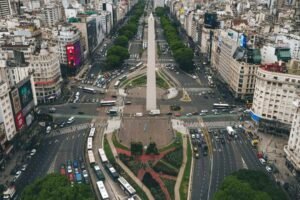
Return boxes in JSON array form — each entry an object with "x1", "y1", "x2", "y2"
[{"x1": 15, "y1": 112, "x2": 25, "y2": 130}]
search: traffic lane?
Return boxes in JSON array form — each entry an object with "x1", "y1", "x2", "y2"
[
  {"x1": 15, "y1": 135, "x2": 64, "y2": 193},
  {"x1": 165, "y1": 68, "x2": 200, "y2": 88},
  {"x1": 192, "y1": 155, "x2": 210, "y2": 200},
  {"x1": 39, "y1": 103, "x2": 99, "y2": 116}
]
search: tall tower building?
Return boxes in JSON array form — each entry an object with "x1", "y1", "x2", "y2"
[
  {"x1": 0, "y1": 0, "x2": 12, "y2": 17},
  {"x1": 146, "y1": 13, "x2": 157, "y2": 111}
]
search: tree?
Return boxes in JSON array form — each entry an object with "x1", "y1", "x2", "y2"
[
  {"x1": 21, "y1": 173, "x2": 94, "y2": 200},
  {"x1": 146, "y1": 142, "x2": 159, "y2": 155},
  {"x1": 114, "y1": 35, "x2": 128, "y2": 47},
  {"x1": 214, "y1": 170, "x2": 288, "y2": 200},
  {"x1": 107, "y1": 45, "x2": 129, "y2": 61},
  {"x1": 131, "y1": 142, "x2": 143, "y2": 155},
  {"x1": 173, "y1": 48, "x2": 194, "y2": 72},
  {"x1": 106, "y1": 54, "x2": 121, "y2": 69}
]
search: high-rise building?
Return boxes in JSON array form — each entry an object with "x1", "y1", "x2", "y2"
[
  {"x1": 29, "y1": 48, "x2": 62, "y2": 103},
  {"x1": 251, "y1": 63, "x2": 300, "y2": 135},
  {"x1": 0, "y1": 0, "x2": 12, "y2": 17},
  {"x1": 284, "y1": 89, "x2": 300, "y2": 176},
  {"x1": 43, "y1": 4, "x2": 63, "y2": 27}
]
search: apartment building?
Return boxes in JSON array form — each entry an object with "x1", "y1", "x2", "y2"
[
  {"x1": 284, "y1": 90, "x2": 300, "y2": 176},
  {"x1": 43, "y1": 4, "x2": 63, "y2": 27},
  {"x1": 0, "y1": 0, "x2": 12, "y2": 17},
  {"x1": 251, "y1": 63, "x2": 300, "y2": 134},
  {"x1": 214, "y1": 30, "x2": 261, "y2": 100},
  {"x1": 56, "y1": 24, "x2": 83, "y2": 75},
  {"x1": 29, "y1": 47, "x2": 62, "y2": 103}
]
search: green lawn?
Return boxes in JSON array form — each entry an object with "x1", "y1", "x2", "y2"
[
  {"x1": 159, "y1": 132, "x2": 182, "y2": 152},
  {"x1": 162, "y1": 178, "x2": 176, "y2": 200},
  {"x1": 179, "y1": 138, "x2": 192, "y2": 200},
  {"x1": 112, "y1": 132, "x2": 130, "y2": 150},
  {"x1": 103, "y1": 136, "x2": 116, "y2": 164}
]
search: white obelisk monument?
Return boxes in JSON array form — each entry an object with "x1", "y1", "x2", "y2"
[{"x1": 146, "y1": 13, "x2": 157, "y2": 111}]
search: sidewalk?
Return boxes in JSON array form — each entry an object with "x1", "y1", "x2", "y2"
[
  {"x1": 174, "y1": 134, "x2": 188, "y2": 200},
  {"x1": 106, "y1": 133, "x2": 154, "y2": 200}
]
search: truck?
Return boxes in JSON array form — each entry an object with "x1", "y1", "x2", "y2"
[
  {"x1": 226, "y1": 126, "x2": 236, "y2": 136},
  {"x1": 149, "y1": 109, "x2": 160, "y2": 116},
  {"x1": 3, "y1": 186, "x2": 16, "y2": 200},
  {"x1": 75, "y1": 172, "x2": 83, "y2": 183},
  {"x1": 93, "y1": 165, "x2": 105, "y2": 181}
]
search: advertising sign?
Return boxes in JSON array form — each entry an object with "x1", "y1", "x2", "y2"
[
  {"x1": 18, "y1": 80, "x2": 33, "y2": 109},
  {"x1": 15, "y1": 111, "x2": 25, "y2": 130},
  {"x1": 66, "y1": 41, "x2": 81, "y2": 68},
  {"x1": 10, "y1": 88, "x2": 22, "y2": 114}
]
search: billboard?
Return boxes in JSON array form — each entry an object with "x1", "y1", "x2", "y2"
[
  {"x1": 66, "y1": 41, "x2": 81, "y2": 68},
  {"x1": 87, "y1": 18, "x2": 97, "y2": 52},
  {"x1": 204, "y1": 13, "x2": 219, "y2": 29},
  {"x1": 10, "y1": 77, "x2": 35, "y2": 131}
]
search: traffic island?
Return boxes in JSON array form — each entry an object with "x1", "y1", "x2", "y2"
[{"x1": 180, "y1": 89, "x2": 191, "y2": 102}]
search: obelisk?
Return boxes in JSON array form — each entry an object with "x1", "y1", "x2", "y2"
[{"x1": 146, "y1": 13, "x2": 157, "y2": 111}]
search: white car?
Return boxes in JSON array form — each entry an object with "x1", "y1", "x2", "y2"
[
  {"x1": 259, "y1": 158, "x2": 266, "y2": 165},
  {"x1": 266, "y1": 165, "x2": 272, "y2": 173},
  {"x1": 67, "y1": 166, "x2": 72, "y2": 173},
  {"x1": 30, "y1": 149, "x2": 36, "y2": 156},
  {"x1": 192, "y1": 75, "x2": 197, "y2": 79},
  {"x1": 186, "y1": 113, "x2": 192, "y2": 117},
  {"x1": 21, "y1": 164, "x2": 28, "y2": 172},
  {"x1": 191, "y1": 134, "x2": 195, "y2": 139}
]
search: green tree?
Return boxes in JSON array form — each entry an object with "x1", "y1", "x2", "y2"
[
  {"x1": 107, "y1": 45, "x2": 129, "y2": 60},
  {"x1": 21, "y1": 173, "x2": 94, "y2": 200},
  {"x1": 146, "y1": 142, "x2": 159, "y2": 155},
  {"x1": 106, "y1": 54, "x2": 121, "y2": 69},
  {"x1": 131, "y1": 142, "x2": 143, "y2": 155},
  {"x1": 174, "y1": 48, "x2": 194, "y2": 72},
  {"x1": 214, "y1": 170, "x2": 288, "y2": 200},
  {"x1": 114, "y1": 35, "x2": 129, "y2": 47}
]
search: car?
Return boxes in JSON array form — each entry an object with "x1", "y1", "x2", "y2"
[
  {"x1": 67, "y1": 166, "x2": 72, "y2": 174},
  {"x1": 21, "y1": 164, "x2": 28, "y2": 172},
  {"x1": 195, "y1": 153, "x2": 199, "y2": 159},
  {"x1": 73, "y1": 160, "x2": 79, "y2": 169},
  {"x1": 192, "y1": 112, "x2": 199, "y2": 115},
  {"x1": 259, "y1": 158, "x2": 266, "y2": 165},
  {"x1": 46, "y1": 126, "x2": 51, "y2": 134},
  {"x1": 60, "y1": 122, "x2": 66, "y2": 128},
  {"x1": 30, "y1": 149, "x2": 36, "y2": 156},
  {"x1": 191, "y1": 134, "x2": 195, "y2": 139},
  {"x1": 49, "y1": 107, "x2": 56, "y2": 113},
  {"x1": 196, "y1": 134, "x2": 200, "y2": 139},
  {"x1": 266, "y1": 165, "x2": 272, "y2": 173},
  {"x1": 186, "y1": 113, "x2": 192, "y2": 117},
  {"x1": 192, "y1": 75, "x2": 197, "y2": 79},
  {"x1": 82, "y1": 170, "x2": 90, "y2": 184},
  {"x1": 201, "y1": 110, "x2": 209, "y2": 113},
  {"x1": 60, "y1": 164, "x2": 66, "y2": 175},
  {"x1": 68, "y1": 173, "x2": 74, "y2": 182},
  {"x1": 193, "y1": 147, "x2": 198, "y2": 152}
]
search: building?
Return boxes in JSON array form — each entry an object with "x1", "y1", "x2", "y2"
[
  {"x1": 261, "y1": 43, "x2": 292, "y2": 64},
  {"x1": 0, "y1": 81, "x2": 16, "y2": 158},
  {"x1": 29, "y1": 47, "x2": 62, "y2": 103},
  {"x1": 56, "y1": 24, "x2": 83, "y2": 75},
  {"x1": 0, "y1": 0, "x2": 12, "y2": 17},
  {"x1": 214, "y1": 29, "x2": 261, "y2": 100},
  {"x1": 251, "y1": 62, "x2": 300, "y2": 135},
  {"x1": 154, "y1": 0, "x2": 164, "y2": 9},
  {"x1": 43, "y1": 4, "x2": 63, "y2": 27},
  {"x1": 284, "y1": 90, "x2": 300, "y2": 177}
]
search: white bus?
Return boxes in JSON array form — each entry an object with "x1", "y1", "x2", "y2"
[
  {"x1": 136, "y1": 62, "x2": 143, "y2": 68},
  {"x1": 87, "y1": 137, "x2": 93, "y2": 150},
  {"x1": 114, "y1": 80, "x2": 120, "y2": 88},
  {"x1": 96, "y1": 181, "x2": 109, "y2": 200},
  {"x1": 118, "y1": 75, "x2": 127, "y2": 81},
  {"x1": 83, "y1": 87, "x2": 96, "y2": 94},
  {"x1": 117, "y1": 176, "x2": 136, "y2": 196},
  {"x1": 98, "y1": 148, "x2": 108, "y2": 163},
  {"x1": 89, "y1": 127, "x2": 96, "y2": 138},
  {"x1": 100, "y1": 100, "x2": 116, "y2": 106},
  {"x1": 88, "y1": 150, "x2": 95, "y2": 165}
]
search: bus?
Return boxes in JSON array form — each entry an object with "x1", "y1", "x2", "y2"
[
  {"x1": 213, "y1": 103, "x2": 231, "y2": 109},
  {"x1": 83, "y1": 87, "x2": 96, "y2": 94},
  {"x1": 117, "y1": 176, "x2": 136, "y2": 196},
  {"x1": 114, "y1": 80, "x2": 120, "y2": 88},
  {"x1": 100, "y1": 100, "x2": 116, "y2": 106},
  {"x1": 119, "y1": 75, "x2": 127, "y2": 81},
  {"x1": 96, "y1": 181, "x2": 109, "y2": 200},
  {"x1": 104, "y1": 163, "x2": 119, "y2": 180},
  {"x1": 136, "y1": 62, "x2": 143, "y2": 68},
  {"x1": 87, "y1": 137, "x2": 93, "y2": 150},
  {"x1": 88, "y1": 150, "x2": 95, "y2": 165},
  {"x1": 129, "y1": 66, "x2": 136, "y2": 72},
  {"x1": 98, "y1": 148, "x2": 108, "y2": 163},
  {"x1": 89, "y1": 127, "x2": 96, "y2": 138}
]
